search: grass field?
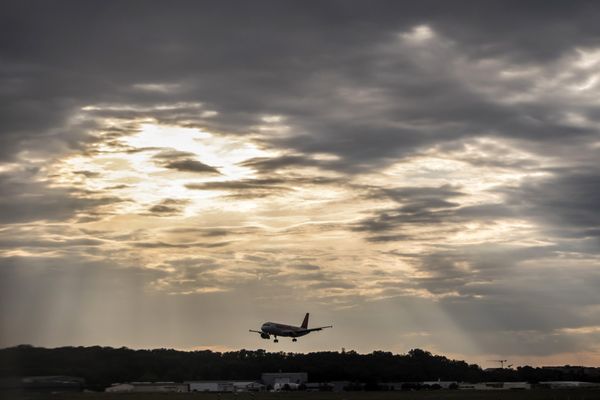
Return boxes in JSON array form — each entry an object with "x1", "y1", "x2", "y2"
[{"x1": 3, "y1": 391, "x2": 600, "y2": 400}]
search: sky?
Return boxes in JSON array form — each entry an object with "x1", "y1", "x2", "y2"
[{"x1": 1, "y1": 0, "x2": 600, "y2": 368}]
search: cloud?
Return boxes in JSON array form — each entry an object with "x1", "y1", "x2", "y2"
[
  {"x1": 506, "y1": 169, "x2": 600, "y2": 237},
  {"x1": 163, "y1": 159, "x2": 220, "y2": 173},
  {"x1": 240, "y1": 155, "x2": 334, "y2": 174},
  {"x1": 1, "y1": 1, "x2": 600, "y2": 363},
  {"x1": 152, "y1": 150, "x2": 197, "y2": 160},
  {"x1": 185, "y1": 178, "x2": 291, "y2": 199},
  {"x1": 132, "y1": 241, "x2": 231, "y2": 249},
  {"x1": 185, "y1": 175, "x2": 344, "y2": 199},
  {"x1": 352, "y1": 184, "x2": 465, "y2": 237},
  {"x1": 0, "y1": 171, "x2": 124, "y2": 224},
  {"x1": 1, "y1": 1, "x2": 596, "y2": 170},
  {"x1": 151, "y1": 149, "x2": 220, "y2": 174},
  {"x1": 146, "y1": 199, "x2": 189, "y2": 216},
  {"x1": 288, "y1": 263, "x2": 321, "y2": 271}
]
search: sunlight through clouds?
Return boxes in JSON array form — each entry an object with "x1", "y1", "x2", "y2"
[
  {"x1": 2, "y1": 1, "x2": 600, "y2": 366},
  {"x1": 53, "y1": 121, "x2": 276, "y2": 215}
]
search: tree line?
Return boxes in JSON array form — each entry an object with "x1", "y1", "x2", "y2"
[{"x1": 0, "y1": 345, "x2": 598, "y2": 389}]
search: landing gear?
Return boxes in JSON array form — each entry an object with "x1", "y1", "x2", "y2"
[
  {"x1": 292, "y1": 338, "x2": 297, "y2": 342},
  {"x1": 274, "y1": 336, "x2": 279, "y2": 343}
]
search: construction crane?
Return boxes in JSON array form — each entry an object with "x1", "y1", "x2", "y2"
[{"x1": 488, "y1": 359, "x2": 508, "y2": 368}]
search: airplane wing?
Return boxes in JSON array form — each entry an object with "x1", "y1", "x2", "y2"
[
  {"x1": 302, "y1": 325, "x2": 333, "y2": 333},
  {"x1": 249, "y1": 329, "x2": 263, "y2": 334}
]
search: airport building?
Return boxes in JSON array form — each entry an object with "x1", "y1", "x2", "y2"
[
  {"x1": 187, "y1": 381, "x2": 264, "y2": 392},
  {"x1": 383, "y1": 381, "x2": 457, "y2": 390},
  {"x1": 538, "y1": 381, "x2": 600, "y2": 389},
  {"x1": 459, "y1": 382, "x2": 530, "y2": 390},
  {"x1": 105, "y1": 382, "x2": 188, "y2": 392},
  {"x1": 261, "y1": 372, "x2": 308, "y2": 387}
]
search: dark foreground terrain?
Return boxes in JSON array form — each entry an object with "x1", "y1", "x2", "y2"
[{"x1": 3, "y1": 391, "x2": 600, "y2": 400}]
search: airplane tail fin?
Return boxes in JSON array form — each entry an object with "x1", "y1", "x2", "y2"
[{"x1": 301, "y1": 313, "x2": 309, "y2": 329}]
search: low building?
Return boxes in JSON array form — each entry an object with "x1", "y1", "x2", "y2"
[
  {"x1": 503, "y1": 382, "x2": 531, "y2": 390},
  {"x1": 106, "y1": 384, "x2": 135, "y2": 392},
  {"x1": 187, "y1": 381, "x2": 264, "y2": 392},
  {"x1": 106, "y1": 382, "x2": 188, "y2": 392},
  {"x1": 422, "y1": 381, "x2": 458, "y2": 389},
  {"x1": 539, "y1": 381, "x2": 600, "y2": 389},
  {"x1": 233, "y1": 381, "x2": 265, "y2": 392},
  {"x1": 187, "y1": 381, "x2": 233, "y2": 392},
  {"x1": 261, "y1": 372, "x2": 307, "y2": 387},
  {"x1": 459, "y1": 382, "x2": 530, "y2": 390},
  {"x1": 273, "y1": 382, "x2": 301, "y2": 391},
  {"x1": 385, "y1": 381, "x2": 457, "y2": 390}
]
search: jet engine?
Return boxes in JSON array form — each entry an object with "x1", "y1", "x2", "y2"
[{"x1": 260, "y1": 333, "x2": 270, "y2": 339}]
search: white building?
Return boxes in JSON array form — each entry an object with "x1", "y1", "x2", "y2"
[
  {"x1": 422, "y1": 381, "x2": 458, "y2": 389},
  {"x1": 273, "y1": 382, "x2": 301, "y2": 391},
  {"x1": 261, "y1": 372, "x2": 307, "y2": 387},
  {"x1": 187, "y1": 381, "x2": 264, "y2": 392},
  {"x1": 106, "y1": 382, "x2": 188, "y2": 392},
  {"x1": 106, "y1": 383, "x2": 134, "y2": 392},
  {"x1": 188, "y1": 381, "x2": 233, "y2": 392},
  {"x1": 233, "y1": 381, "x2": 265, "y2": 392}
]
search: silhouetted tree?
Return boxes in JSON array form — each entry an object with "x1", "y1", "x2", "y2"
[{"x1": 1, "y1": 345, "x2": 598, "y2": 389}]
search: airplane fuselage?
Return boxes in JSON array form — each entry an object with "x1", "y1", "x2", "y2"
[
  {"x1": 250, "y1": 313, "x2": 332, "y2": 342},
  {"x1": 261, "y1": 322, "x2": 310, "y2": 338}
]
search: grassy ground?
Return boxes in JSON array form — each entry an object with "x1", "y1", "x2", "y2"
[{"x1": 3, "y1": 390, "x2": 600, "y2": 400}]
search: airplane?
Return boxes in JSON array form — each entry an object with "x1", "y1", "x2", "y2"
[{"x1": 249, "y1": 313, "x2": 332, "y2": 343}]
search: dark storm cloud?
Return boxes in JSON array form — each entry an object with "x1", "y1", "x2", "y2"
[
  {"x1": 354, "y1": 207, "x2": 457, "y2": 235},
  {"x1": 3, "y1": 0, "x2": 600, "y2": 170},
  {"x1": 505, "y1": 169, "x2": 600, "y2": 237},
  {"x1": 353, "y1": 184, "x2": 465, "y2": 236},
  {"x1": 185, "y1": 174, "x2": 345, "y2": 199},
  {"x1": 240, "y1": 155, "x2": 334, "y2": 174}
]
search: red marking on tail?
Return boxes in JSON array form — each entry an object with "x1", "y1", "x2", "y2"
[{"x1": 301, "y1": 313, "x2": 309, "y2": 329}]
